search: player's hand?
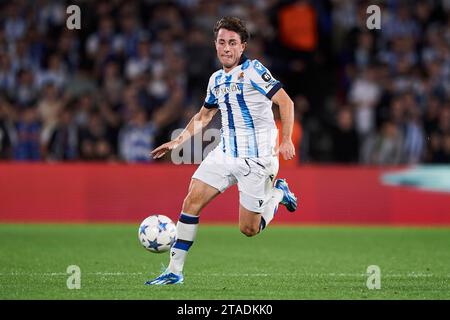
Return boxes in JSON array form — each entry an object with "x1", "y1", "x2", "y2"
[
  {"x1": 150, "y1": 140, "x2": 180, "y2": 159},
  {"x1": 277, "y1": 140, "x2": 296, "y2": 161}
]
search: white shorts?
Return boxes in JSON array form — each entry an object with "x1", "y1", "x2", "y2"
[{"x1": 192, "y1": 146, "x2": 279, "y2": 213}]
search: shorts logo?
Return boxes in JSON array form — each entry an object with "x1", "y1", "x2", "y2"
[
  {"x1": 261, "y1": 72, "x2": 271, "y2": 82},
  {"x1": 258, "y1": 200, "x2": 264, "y2": 207}
]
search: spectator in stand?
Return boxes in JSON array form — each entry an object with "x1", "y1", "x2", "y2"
[
  {"x1": 86, "y1": 16, "x2": 118, "y2": 60},
  {"x1": 401, "y1": 93, "x2": 425, "y2": 164},
  {"x1": 79, "y1": 110, "x2": 113, "y2": 161},
  {"x1": 46, "y1": 106, "x2": 79, "y2": 161},
  {"x1": 13, "y1": 69, "x2": 38, "y2": 108},
  {"x1": 0, "y1": 100, "x2": 13, "y2": 159},
  {"x1": 118, "y1": 107, "x2": 156, "y2": 163},
  {"x1": 3, "y1": 2, "x2": 27, "y2": 43},
  {"x1": 115, "y1": 8, "x2": 146, "y2": 59},
  {"x1": 348, "y1": 65, "x2": 381, "y2": 139},
  {"x1": 73, "y1": 94, "x2": 95, "y2": 129},
  {"x1": 433, "y1": 134, "x2": 450, "y2": 163},
  {"x1": 331, "y1": 107, "x2": 359, "y2": 163},
  {"x1": 100, "y1": 60, "x2": 125, "y2": 108},
  {"x1": 276, "y1": 0, "x2": 318, "y2": 98},
  {"x1": 13, "y1": 106, "x2": 41, "y2": 161},
  {"x1": 0, "y1": 52, "x2": 15, "y2": 94},
  {"x1": 36, "y1": 54, "x2": 68, "y2": 90},
  {"x1": 37, "y1": 82, "x2": 65, "y2": 149},
  {"x1": 361, "y1": 120, "x2": 403, "y2": 165},
  {"x1": 125, "y1": 38, "x2": 152, "y2": 81},
  {"x1": 437, "y1": 107, "x2": 450, "y2": 136},
  {"x1": 423, "y1": 95, "x2": 441, "y2": 135}
]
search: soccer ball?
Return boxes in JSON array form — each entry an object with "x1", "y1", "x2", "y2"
[{"x1": 138, "y1": 215, "x2": 177, "y2": 253}]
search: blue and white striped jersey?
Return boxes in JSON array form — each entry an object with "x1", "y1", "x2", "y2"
[{"x1": 204, "y1": 56, "x2": 282, "y2": 158}]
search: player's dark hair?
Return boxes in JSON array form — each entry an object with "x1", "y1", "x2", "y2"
[{"x1": 214, "y1": 17, "x2": 249, "y2": 43}]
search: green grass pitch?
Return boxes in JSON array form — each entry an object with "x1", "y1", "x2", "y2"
[{"x1": 0, "y1": 224, "x2": 449, "y2": 299}]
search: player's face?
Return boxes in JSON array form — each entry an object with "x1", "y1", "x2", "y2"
[{"x1": 215, "y1": 28, "x2": 246, "y2": 71}]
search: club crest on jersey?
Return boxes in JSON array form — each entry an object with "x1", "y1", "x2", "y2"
[
  {"x1": 261, "y1": 72, "x2": 271, "y2": 82},
  {"x1": 238, "y1": 72, "x2": 245, "y2": 82}
]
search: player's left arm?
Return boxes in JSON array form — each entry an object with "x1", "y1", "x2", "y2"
[
  {"x1": 271, "y1": 89, "x2": 295, "y2": 160},
  {"x1": 248, "y1": 60, "x2": 295, "y2": 160}
]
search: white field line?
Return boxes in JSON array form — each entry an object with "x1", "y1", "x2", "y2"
[
  {"x1": 0, "y1": 272, "x2": 448, "y2": 278},
  {"x1": 0, "y1": 272, "x2": 143, "y2": 276},
  {"x1": 204, "y1": 273, "x2": 447, "y2": 278}
]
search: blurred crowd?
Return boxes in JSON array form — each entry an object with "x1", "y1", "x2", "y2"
[{"x1": 0, "y1": 0, "x2": 449, "y2": 165}]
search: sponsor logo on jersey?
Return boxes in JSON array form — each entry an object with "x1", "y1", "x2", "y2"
[
  {"x1": 254, "y1": 61, "x2": 264, "y2": 72},
  {"x1": 261, "y1": 72, "x2": 271, "y2": 82},
  {"x1": 265, "y1": 79, "x2": 276, "y2": 89},
  {"x1": 214, "y1": 83, "x2": 242, "y2": 96}
]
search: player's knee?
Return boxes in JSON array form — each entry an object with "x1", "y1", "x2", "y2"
[{"x1": 240, "y1": 225, "x2": 259, "y2": 237}]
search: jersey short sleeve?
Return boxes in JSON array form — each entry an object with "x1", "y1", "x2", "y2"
[
  {"x1": 203, "y1": 74, "x2": 219, "y2": 109},
  {"x1": 248, "y1": 60, "x2": 282, "y2": 99}
]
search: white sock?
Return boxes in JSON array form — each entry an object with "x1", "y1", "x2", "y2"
[
  {"x1": 260, "y1": 188, "x2": 284, "y2": 231},
  {"x1": 168, "y1": 212, "x2": 199, "y2": 274}
]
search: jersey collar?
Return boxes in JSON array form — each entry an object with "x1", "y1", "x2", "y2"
[
  {"x1": 223, "y1": 54, "x2": 250, "y2": 75},
  {"x1": 238, "y1": 54, "x2": 249, "y2": 65}
]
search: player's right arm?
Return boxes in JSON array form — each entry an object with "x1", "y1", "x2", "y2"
[{"x1": 150, "y1": 106, "x2": 218, "y2": 159}]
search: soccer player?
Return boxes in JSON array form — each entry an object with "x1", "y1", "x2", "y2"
[{"x1": 146, "y1": 17, "x2": 298, "y2": 285}]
